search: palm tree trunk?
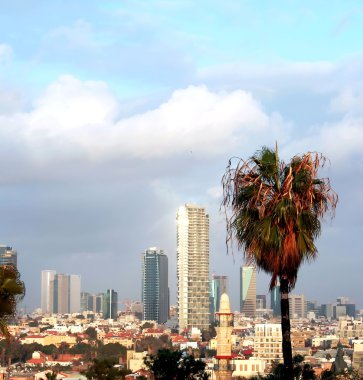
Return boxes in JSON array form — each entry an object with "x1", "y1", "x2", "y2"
[{"x1": 280, "y1": 276, "x2": 293, "y2": 379}]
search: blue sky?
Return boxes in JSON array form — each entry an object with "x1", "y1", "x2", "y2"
[{"x1": 1, "y1": 1, "x2": 363, "y2": 311}]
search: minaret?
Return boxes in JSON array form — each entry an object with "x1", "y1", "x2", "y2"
[{"x1": 215, "y1": 293, "x2": 234, "y2": 380}]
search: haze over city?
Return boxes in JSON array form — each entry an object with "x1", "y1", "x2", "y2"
[{"x1": 0, "y1": 1, "x2": 362, "y2": 311}]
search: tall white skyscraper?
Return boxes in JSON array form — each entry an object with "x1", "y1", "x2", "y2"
[
  {"x1": 177, "y1": 204, "x2": 210, "y2": 332},
  {"x1": 41, "y1": 270, "x2": 56, "y2": 314}
]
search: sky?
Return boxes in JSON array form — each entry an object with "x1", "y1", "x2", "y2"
[{"x1": 1, "y1": 0, "x2": 363, "y2": 312}]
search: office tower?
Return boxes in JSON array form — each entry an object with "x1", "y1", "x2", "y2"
[
  {"x1": 177, "y1": 204, "x2": 210, "y2": 332},
  {"x1": 142, "y1": 247, "x2": 169, "y2": 323},
  {"x1": 240, "y1": 266, "x2": 256, "y2": 317},
  {"x1": 254, "y1": 323, "x2": 283, "y2": 364},
  {"x1": 256, "y1": 295, "x2": 267, "y2": 309},
  {"x1": 215, "y1": 293, "x2": 233, "y2": 380},
  {"x1": 337, "y1": 296, "x2": 350, "y2": 305},
  {"x1": 81, "y1": 292, "x2": 91, "y2": 312},
  {"x1": 104, "y1": 289, "x2": 118, "y2": 320},
  {"x1": 211, "y1": 275, "x2": 228, "y2": 319},
  {"x1": 320, "y1": 303, "x2": 333, "y2": 319},
  {"x1": 43, "y1": 271, "x2": 81, "y2": 314},
  {"x1": 270, "y1": 282, "x2": 281, "y2": 317},
  {"x1": 289, "y1": 294, "x2": 307, "y2": 318},
  {"x1": 69, "y1": 275, "x2": 81, "y2": 313},
  {"x1": 41, "y1": 270, "x2": 56, "y2": 314},
  {"x1": 0, "y1": 246, "x2": 17, "y2": 267},
  {"x1": 52, "y1": 274, "x2": 70, "y2": 314}
]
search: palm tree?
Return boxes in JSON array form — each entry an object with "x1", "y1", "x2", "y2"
[
  {"x1": 222, "y1": 145, "x2": 337, "y2": 379},
  {"x1": 0, "y1": 266, "x2": 25, "y2": 341}
]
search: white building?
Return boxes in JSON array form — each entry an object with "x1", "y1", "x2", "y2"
[
  {"x1": 41, "y1": 270, "x2": 56, "y2": 314},
  {"x1": 177, "y1": 204, "x2": 210, "y2": 332},
  {"x1": 254, "y1": 323, "x2": 283, "y2": 364},
  {"x1": 289, "y1": 294, "x2": 307, "y2": 319}
]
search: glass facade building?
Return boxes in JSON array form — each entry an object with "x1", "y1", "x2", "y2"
[
  {"x1": 0, "y1": 246, "x2": 17, "y2": 267},
  {"x1": 142, "y1": 247, "x2": 169, "y2": 323}
]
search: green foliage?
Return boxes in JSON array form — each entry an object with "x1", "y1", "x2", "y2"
[
  {"x1": 0, "y1": 266, "x2": 25, "y2": 340},
  {"x1": 97, "y1": 343, "x2": 126, "y2": 360},
  {"x1": 145, "y1": 348, "x2": 209, "y2": 380},
  {"x1": 85, "y1": 327, "x2": 98, "y2": 340},
  {"x1": 83, "y1": 358, "x2": 130, "y2": 380}
]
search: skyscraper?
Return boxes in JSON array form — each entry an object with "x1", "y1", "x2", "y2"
[
  {"x1": 69, "y1": 274, "x2": 81, "y2": 313},
  {"x1": 41, "y1": 270, "x2": 56, "y2": 314},
  {"x1": 289, "y1": 294, "x2": 307, "y2": 318},
  {"x1": 211, "y1": 275, "x2": 228, "y2": 318},
  {"x1": 270, "y1": 282, "x2": 281, "y2": 317},
  {"x1": 240, "y1": 266, "x2": 256, "y2": 317},
  {"x1": 0, "y1": 246, "x2": 17, "y2": 267},
  {"x1": 41, "y1": 271, "x2": 81, "y2": 314},
  {"x1": 177, "y1": 204, "x2": 210, "y2": 332},
  {"x1": 104, "y1": 289, "x2": 118, "y2": 320},
  {"x1": 142, "y1": 247, "x2": 169, "y2": 324}
]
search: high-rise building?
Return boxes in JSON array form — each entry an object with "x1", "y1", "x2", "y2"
[
  {"x1": 211, "y1": 275, "x2": 228, "y2": 319},
  {"x1": 41, "y1": 270, "x2": 56, "y2": 314},
  {"x1": 69, "y1": 274, "x2": 81, "y2": 313},
  {"x1": 81, "y1": 292, "x2": 104, "y2": 313},
  {"x1": 177, "y1": 204, "x2": 210, "y2": 332},
  {"x1": 142, "y1": 247, "x2": 169, "y2": 323},
  {"x1": 52, "y1": 274, "x2": 70, "y2": 314},
  {"x1": 240, "y1": 266, "x2": 256, "y2": 317},
  {"x1": 289, "y1": 294, "x2": 307, "y2": 319},
  {"x1": 104, "y1": 289, "x2": 118, "y2": 320},
  {"x1": 270, "y1": 283, "x2": 281, "y2": 317},
  {"x1": 256, "y1": 295, "x2": 267, "y2": 309},
  {"x1": 0, "y1": 246, "x2": 17, "y2": 267},
  {"x1": 42, "y1": 271, "x2": 81, "y2": 314}
]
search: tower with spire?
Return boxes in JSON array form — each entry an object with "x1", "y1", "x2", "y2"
[{"x1": 215, "y1": 293, "x2": 234, "y2": 380}]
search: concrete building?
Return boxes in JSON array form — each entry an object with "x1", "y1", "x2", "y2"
[
  {"x1": 289, "y1": 294, "x2": 307, "y2": 319},
  {"x1": 42, "y1": 271, "x2": 81, "y2": 314},
  {"x1": 177, "y1": 204, "x2": 210, "y2": 332},
  {"x1": 353, "y1": 343, "x2": 363, "y2": 378},
  {"x1": 211, "y1": 274, "x2": 228, "y2": 318},
  {"x1": 69, "y1": 274, "x2": 81, "y2": 313},
  {"x1": 41, "y1": 270, "x2": 56, "y2": 314},
  {"x1": 142, "y1": 247, "x2": 169, "y2": 323},
  {"x1": 214, "y1": 293, "x2": 234, "y2": 380},
  {"x1": 254, "y1": 323, "x2": 283, "y2": 364},
  {"x1": 240, "y1": 266, "x2": 256, "y2": 317},
  {"x1": 0, "y1": 245, "x2": 17, "y2": 267}
]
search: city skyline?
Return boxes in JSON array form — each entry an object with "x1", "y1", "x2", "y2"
[{"x1": 1, "y1": 2, "x2": 363, "y2": 310}]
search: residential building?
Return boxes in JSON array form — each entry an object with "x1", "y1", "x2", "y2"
[
  {"x1": 41, "y1": 270, "x2": 56, "y2": 314},
  {"x1": 177, "y1": 204, "x2": 210, "y2": 332},
  {"x1": 0, "y1": 245, "x2": 17, "y2": 267},
  {"x1": 289, "y1": 294, "x2": 307, "y2": 318},
  {"x1": 142, "y1": 247, "x2": 169, "y2": 323},
  {"x1": 104, "y1": 289, "x2": 118, "y2": 320},
  {"x1": 353, "y1": 343, "x2": 363, "y2": 378},
  {"x1": 254, "y1": 323, "x2": 283, "y2": 364},
  {"x1": 240, "y1": 266, "x2": 256, "y2": 317},
  {"x1": 211, "y1": 274, "x2": 228, "y2": 318},
  {"x1": 270, "y1": 283, "x2": 281, "y2": 317}
]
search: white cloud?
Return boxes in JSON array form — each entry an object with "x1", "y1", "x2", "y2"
[
  {"x1": 0, "y1": 43, "x2": 13, "y2": 64},
  {"x1": 1, "y1": 76, "x2": 288, "y2": 162}
]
